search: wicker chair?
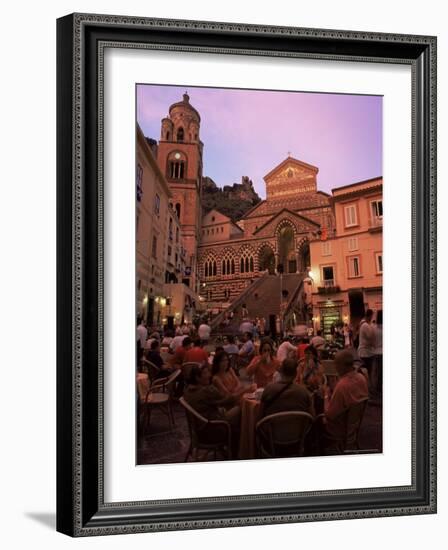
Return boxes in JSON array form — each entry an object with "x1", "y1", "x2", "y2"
[
  {"x1": 255, "y1": 411, "x2": 314, "y2": 458},
  {"x1": 140, "y1": 358, "x2": 162, "y2": 385},
  {"x1": 140, "y1": 369, "x2": 181, "y2": 433},
  {"x1": 324, "y1": 397, "x2": 369, "y2": 454},
  {"x1": 179, "y1": 397, "x2": 232, "y2": 461}
]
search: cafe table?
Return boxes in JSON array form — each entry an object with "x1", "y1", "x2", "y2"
[{"x1": 238, "y1": 393, "x2": 262, "y2": 460}]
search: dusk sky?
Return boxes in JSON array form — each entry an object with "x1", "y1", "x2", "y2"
[{"x1": 137, "y1": 84, "x2": 382, "y2": 198}]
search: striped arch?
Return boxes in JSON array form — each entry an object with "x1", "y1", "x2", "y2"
[
  {"x1": 274, "y1": 217, "x2": 298, "y2": 237},
  {"x1": 296, "y1": 236, "x2": 310, "y2": 273},
  {"x1": 257, "y1": 242, "x2": 276, "y2": 273}
]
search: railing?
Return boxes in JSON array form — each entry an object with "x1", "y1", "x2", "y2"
[
  {"x1": 323, "y1": 279, "x2": 335, "y2": 288},
  {"x1": 209, "y1": 272, "x2": 269, "y2": 330},
  {"x1": 369, "y1": 216, "x2": 383, "y2": 228},
  {"x1": 283, "y1": 273, "x2": 306, "y2": 323},
  {"x1": 317, "y1": 283, "x2": 341, "y2": 294}
]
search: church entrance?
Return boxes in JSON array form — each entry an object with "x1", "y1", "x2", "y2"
[
  {"x1": 278, "y1": 225, "x2": 296, "y2": 274},
  {"x1": 258, "y1": 245, "x2": 275, "y2": 274}
]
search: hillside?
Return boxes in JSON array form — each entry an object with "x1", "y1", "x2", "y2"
[{"x1": 202, "y1": 176, "x2": 261, "y2": 221}]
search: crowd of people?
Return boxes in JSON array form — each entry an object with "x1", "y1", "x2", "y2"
[{"x1": 137, "y1": 307, "x2": 382, "y2": 459}]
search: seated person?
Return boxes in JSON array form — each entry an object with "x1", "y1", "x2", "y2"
[
  {"x1": 296, "y1": 345, "x2": 326, "y2": 414},
  {"x1": 146, "y1": 340, "x2": 173, "y2": 378},
  {"x1": 246, "y1": 338, "x2": 280, "y2": 388},
  {"x1": 223, "y1": 335, "x2": 239, "y2": 355},
  {"x1": 211, "y1": 351, "x2": 255, "y2": 399},
  {"x1": 170, "y1": 336, "x2": 192, "y2": 368},
  {"x1": 145, "y1": 331, "x2": 160, "y2": 352},
  {"x1": 311, "y1": 329, "x2": 326, "y2": 350},
  {"x1": 161, "y1": 329, "x2": 174, "y2": 348},
  {"x1": 238, "y1": 331, "x2": 255, "y2": 368},
  {"x1": 276, "y1": 337, "x2": 298, "y2": 363},
  {"x1": 169, "y1": 333, "x2": 187, "y2": 353},
  {"x1": 296, "y1": 345, "x2": 325, "y2": 391},
  {"x1": 183, "y1": 338, "x2": 209, "y2": 366},
  {"x1": 261, "y1": 358, "x2": 313, "y2": 418},
  {"x1": 183, "y1": 364, "x2": 241, "y2": 454},
  {"x1": 296, "y1": 337, "x2": 310, "y2": 360},
  {"x1": 325, "y1": 349, "x2": 369, "y2": 443}
]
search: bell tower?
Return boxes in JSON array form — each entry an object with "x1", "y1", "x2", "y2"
[{"x1": 157, "y1": 92, "x2": 203, "y2": 292}]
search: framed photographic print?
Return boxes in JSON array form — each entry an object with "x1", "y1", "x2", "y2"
[{"x1": 56, "y1": 13, "x2": 437, "y2": 536}]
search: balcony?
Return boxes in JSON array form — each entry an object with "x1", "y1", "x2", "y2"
[
  {"x1": 368, "y1": 216, "x2": 383, "y2": 232},
  {"x1": 317, "y1": 280, "x2": 341, "y2": 294}
]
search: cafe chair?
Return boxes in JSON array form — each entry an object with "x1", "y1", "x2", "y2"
[
  {"x1": 140, "y1": 369, "x2": 181, "y2": 433},
  {"x1": 324, "y1": 397, "x2": 369, "y2": 454},
  {"x1": 181, "y1": 361, "x2": 202, "y2": 379},
  {"x1": 179, "y1": 397, "x2": 232, "y2": 461},
  {"x1": 140, "y1": 358, "x2": 161, "y2": 384},
  {"x1": 255, "y1": 411, "x2": 314, "y2": 458}
]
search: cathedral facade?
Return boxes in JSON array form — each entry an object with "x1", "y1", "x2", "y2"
[{"x1": 197, "y1": 156, "x2": 335, "y2": 307}]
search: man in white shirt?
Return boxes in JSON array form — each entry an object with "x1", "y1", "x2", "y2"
[
  {"x1": 357, "y1": 309, "x2": 377, "y2": 392},
  {"x1": 169, "y1": 334, "x2": 187, "y2": 352},
  {"x1": 136, "y1": 319, "x2": 147, "y2": 364},
  {"x1": 276, "y1": 337, "x2": 297, "y2": 363},
  {"x1": 198, "y1": 321, "x2": 211, "y2": 342}
]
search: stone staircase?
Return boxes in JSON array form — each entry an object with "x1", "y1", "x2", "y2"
[{"x1": 211, "y1": 273, "x2": 305, "y2": 335}]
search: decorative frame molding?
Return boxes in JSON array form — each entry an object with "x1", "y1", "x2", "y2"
[{"x1": 57, "y1": 13, "x2": 436, "y2": 536}]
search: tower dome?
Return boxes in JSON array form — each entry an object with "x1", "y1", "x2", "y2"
[{"x1": 167, "y1": 92, "x2": 201, "y2": 144}]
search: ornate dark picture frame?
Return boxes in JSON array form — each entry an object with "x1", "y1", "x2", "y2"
[{"x1": 56, "y1": 13, "x2": 437, "y2": 537}]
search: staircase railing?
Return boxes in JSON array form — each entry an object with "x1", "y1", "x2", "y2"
[
  {"x1": 283, "y1": 273, "x2": 306, "y2": 325},
  {"x1": 210, "y1": 272, "x2": 270, "y2": 330}
]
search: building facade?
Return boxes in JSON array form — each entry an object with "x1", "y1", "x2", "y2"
[
  {"x1": 136, "y1": 125, "x2": 202, "y2": 328},
  {"x1": 136, "y1": 127, "x2": 173, "y2": 325},
  {"x1": 308, "y1": 177, "x2": 383, "y2": 335}
]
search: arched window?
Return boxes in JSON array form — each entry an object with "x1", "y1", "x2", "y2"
[
  {"x1": 169, "y1": 161, "x2": 185, "y2": 179},
  {"x1": 240, "y1": 249, "x2": 255, "y2": 274},
  {"x1": 166, "y1": 131, "x2": 170, "y2": 140},
  {"x1": 204, "y1": 259, "x2": 217, "y2": 279},
  {"x1": 168, "y1": 152, "x2": 186, "y2": 180},
  {"x1": 177, "y1": 127, "x2": 184, "y2": 142},
  {"x1": 175, "y1": 203, "x2": 181, "y2": 218},
  {"x1": 221, "y1": 252, "x2": 236, "y2": 277}
]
